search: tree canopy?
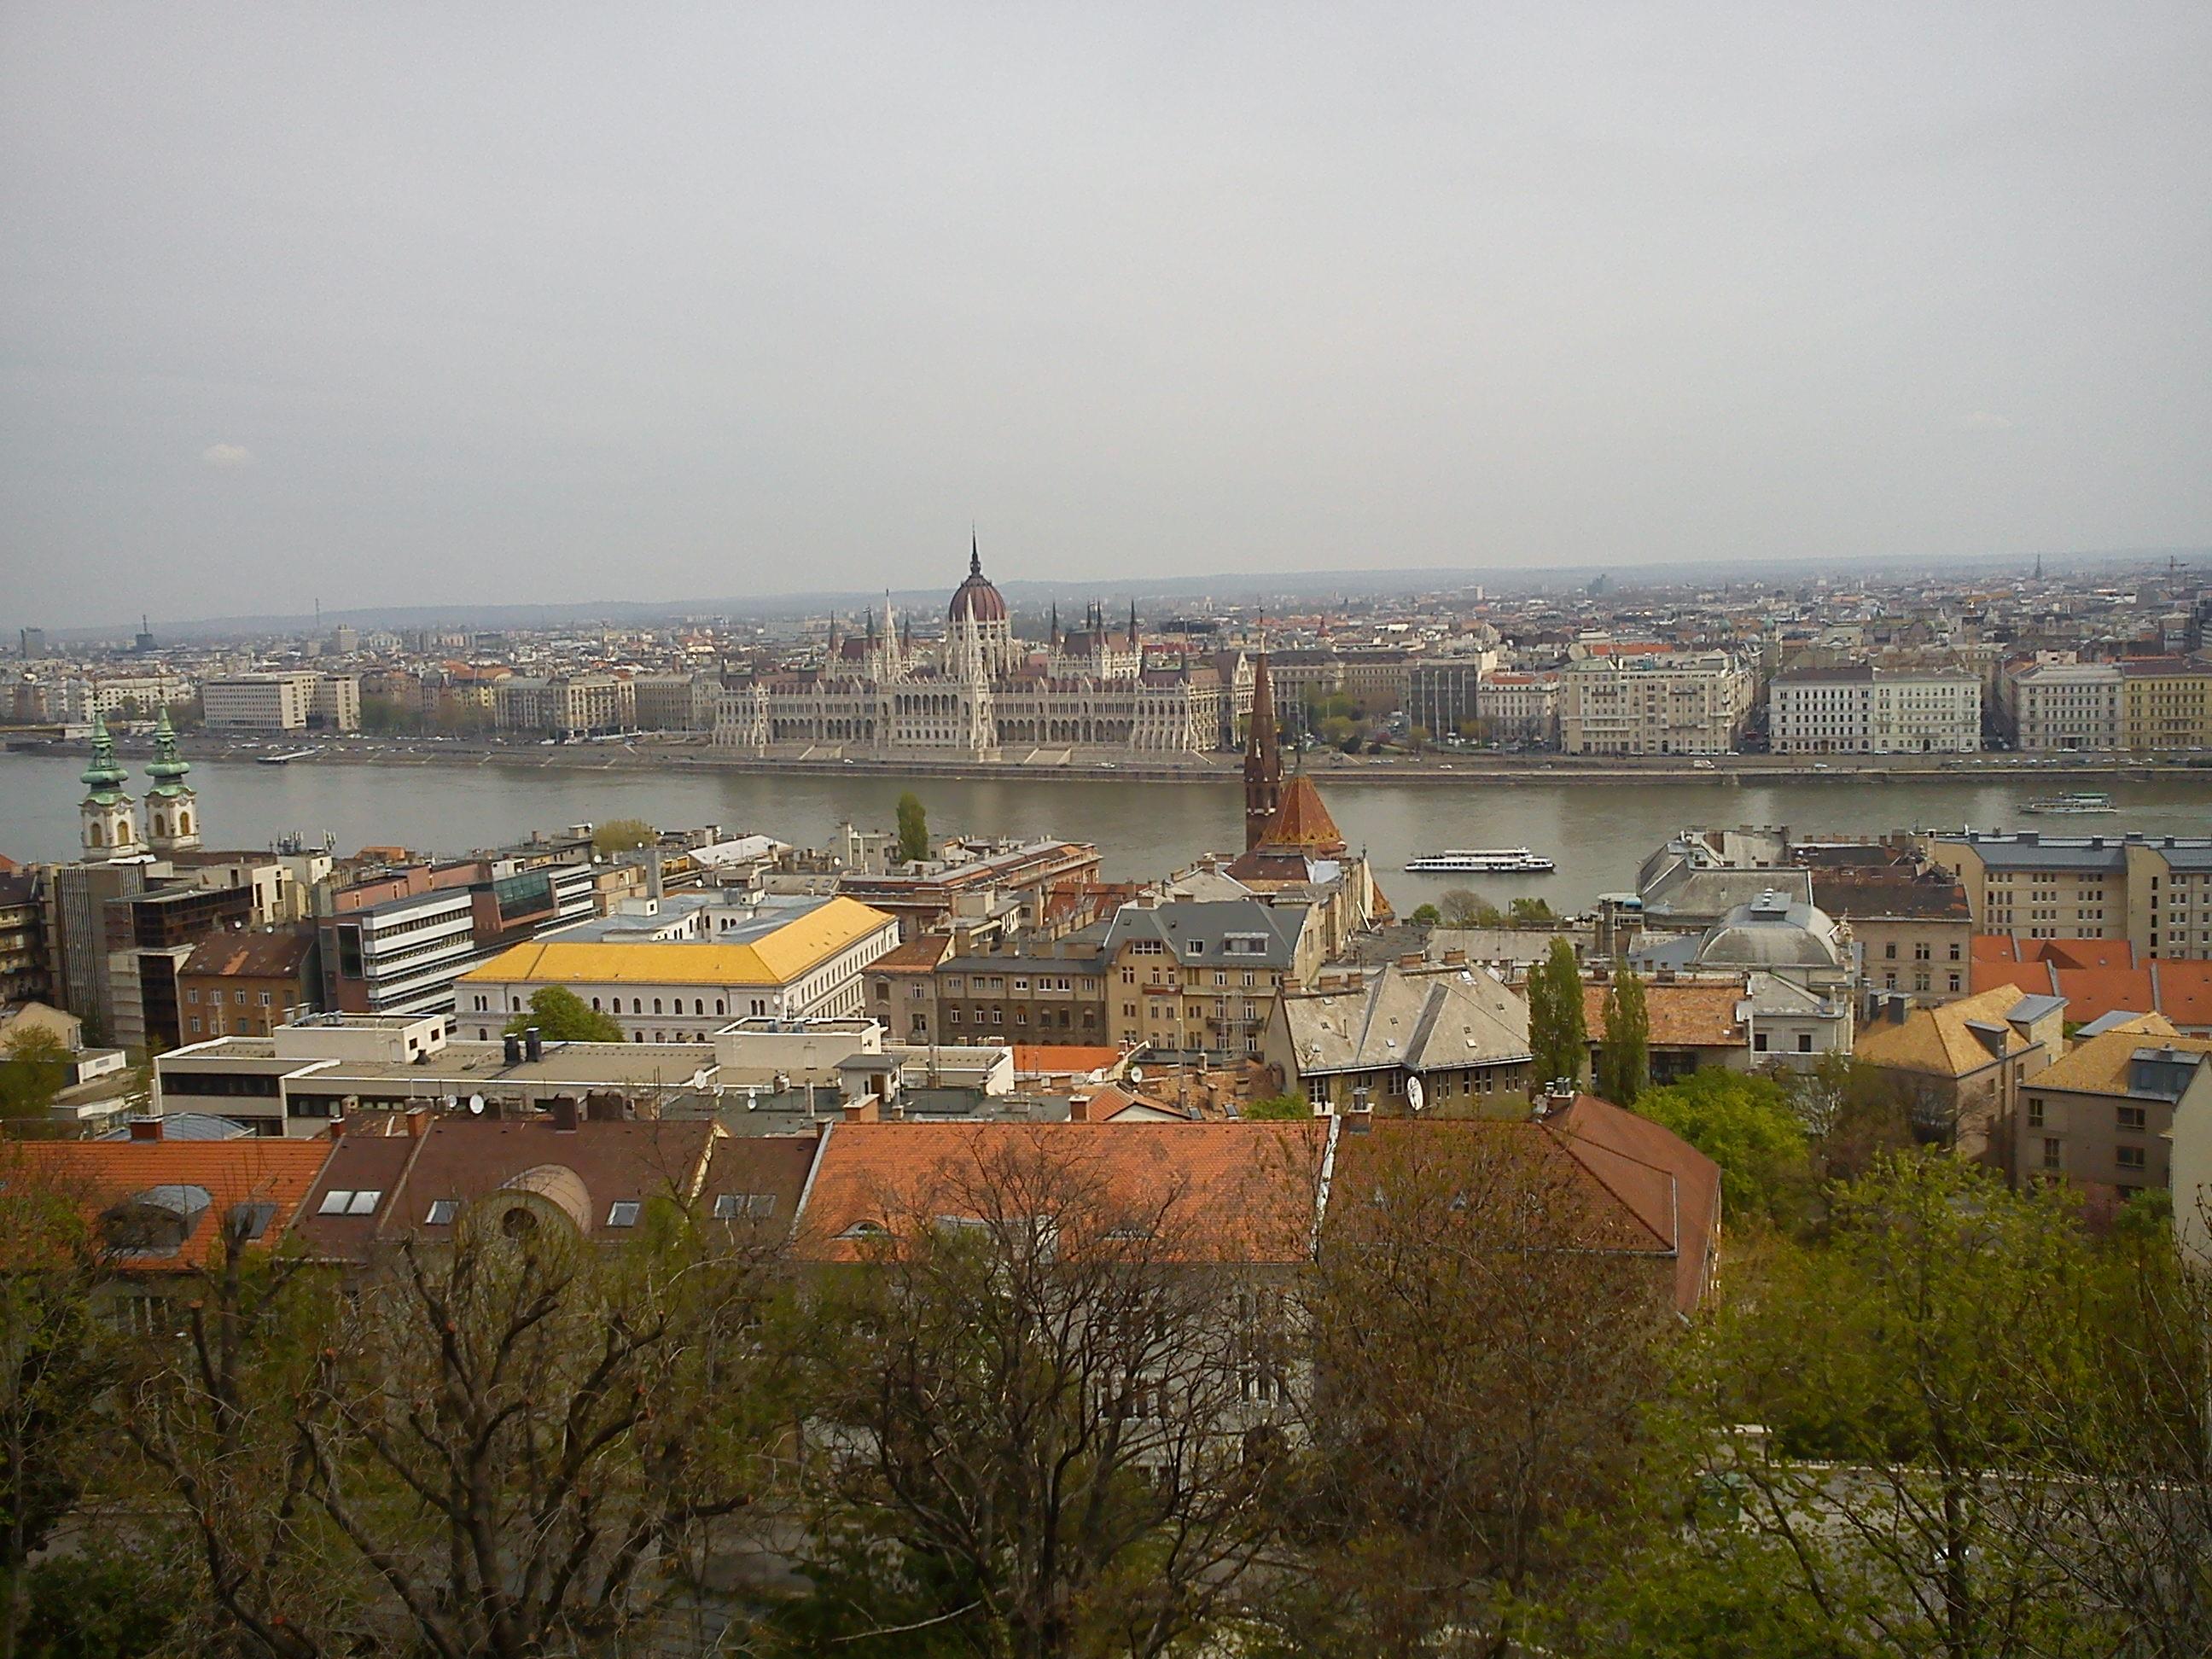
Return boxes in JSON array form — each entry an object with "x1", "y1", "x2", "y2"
[
  {"x1": 502, "y1": 985, "x2": 624, "y2": 1043},
  {"x1": 894, "y1": 793, "x2": 930, "y2": 864},
  {"x1": 1527, "y1": 939, "x2": 1586, "y2": 1093},
  {"x1": 1634, "y1": 1068, "x2": 1809, "y2": 1225},
  {"x1": 591, "y1": 818, "x2": 656, "y2": 855},
  {"x1": 1595, "y1": 964, "x2": 1650, "y2": 1107}
]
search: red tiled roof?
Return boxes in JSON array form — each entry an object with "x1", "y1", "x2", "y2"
[
  {"x1": 1013, "y1": 1045, "x2": 1123, "y2": 1076},
  {"x1": 1556, "y1": 1095, "x2": 1722, "y2": 1316},
  {"x1": 1582, "y1": 982, "x2": 1747, "y2": 1050},
  {"x1": 794, "y1": 1121, "x2": 1330, "y2": 1265},
  {"x1": 1257, "y1": 776, "x2": 1347, "y2": 856},
  {"x1": 2, "y1": 1138, "x2": 333, "y2": 1274}
]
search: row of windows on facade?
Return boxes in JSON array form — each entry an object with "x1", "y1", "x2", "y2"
[
  {"x1": 1880, "y1": 941, "x2": 1964, "y2": 960},
  {"x1": 2026, "y1": 1097, "x2": 2150, "y2": 1134},
  {"x1": 1881, "y1": 970, "x2": 1965, "y2": 992},
  {"x1": 466, "y1": 992, "x2": 773, "y2": 1019},
  {"x1": 2037, "y1": 1138, "x2": 2148, "y2": 1175},
  {"x1": 313, "y1": 1188, "x2": 775, "y2": 1224}
]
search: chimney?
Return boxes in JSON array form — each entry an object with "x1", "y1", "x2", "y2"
[
  {"x1": 523, "y1": 1026, "x2": 544, "y2": 1062},
  {"x1": 1398, "y1": 953, "x2": 1424, "y2": 969},
  {"x1": 549, "y1": 1097, "x2": 579, "y2": 1132},
  {"x1": 404, "y1": 1107, "x2": 431, "y2": 1138},
  {"x1": 841, "y1": 1097, "x2": 880, "y2": 1124},
  {"x1": 1069, "y1": 1094, "x2": 1090, "y2": 1123},
  {"x1": 503, "y1": 1033, "x2": 523, "y2": 1065},
  {"x1": 127, "y1": 1116, "x2": 163, "y2": 1142},
  {"x1": 1441, "y1": 949, "x2": 1467, "y2": 966},
  {"x1": 585, "y1": 1091, "x2": 626, "y2": 1122}
]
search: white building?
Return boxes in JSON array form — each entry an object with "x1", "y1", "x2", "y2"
[
  {"x1": 2007, "y1": 661, "x2": 2123, "y2": 751},
  {"x1": 455, "y1": 894, "x2": 901, "y2": 1043},
  {"x1": 713, "y1": 544, "x2": 1252, "y2": 760},
  {"x1": 1559, "y1": 650, "x2": 1753, "y2": 756},
  {"x1": 494, "y1": 673, "x2": 637, "y2": 740},
  {"x1": 1770, "y1": 666, "x2": 1981, "y2": 754},
  {"x1": 202, "y1": 672, "x2": 357, "y2": 732}
]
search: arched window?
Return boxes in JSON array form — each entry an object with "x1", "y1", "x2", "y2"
[
  {"x1": 590, "y1": 998, "x2": 601, "y2": 1011},
  {"x1": 715, "y1": 999, "x2": 725, "y2": 1016},
  {"x1": 694, "y1": 998, "x2": 704, "y2": 1016},
  {"x1": 632, "y1": 998, "x2": 642, "y2": 1014},
  {"x1": 88, "y1": 823, "x2": 106, "y2": 847},
  {"x1": 653, "y1": 998, "x2": 663, "y2": 1015}
]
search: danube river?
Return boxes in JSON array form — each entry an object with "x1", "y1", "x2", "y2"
[{"x1": 4, "y1": 754, "x2": 2209, "y2": 912}]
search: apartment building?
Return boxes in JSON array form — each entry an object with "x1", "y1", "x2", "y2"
[
  {"x1": 201, "y1": 673, "x2": 313, "y2": 731},
  {"x1": 925, "y1": 928, "x2": 1113, "y2": 1048},
  {"x1": 2119, "y1": 656, "x2": 2212, "y2": 754},
  {"x1": 1769, "y1": 666, "x2": 1981, "y2": 754},
  {"x1": 1559, "y1": 650, "x2": 1752, "y2": 756},
  {"x1": 2017, "y1": 1016, "x2": 2212, "y2": 1204},
  {"x1": 493, "y1": 673, "x2": 637, "y2": 740},
  {"x1": 1102, "y1": 898, "x2": 1316, "y2": 1060},
  {"x1": 1474, "y1": 671, "x2": 1560, "y2": 744},
  {"x1": 632, "y1": 672, "x2": 719, "y2": 732},
  {"x1": 178, "y1": 930, "x2": 317, "y2": 1041},
  {"x1": 2007, "y1": 661, "x2": 2122, "y2": 751},
  {"x1": 1921, "y1": 832, "x2": 2212, "y2": 960},
  {"x1": 1264, "y1": 962, "x2": 1533, "y2": 1115},
  {"x1": 1809, "y1": 870, "x2": 1975, "y2": 1002}
]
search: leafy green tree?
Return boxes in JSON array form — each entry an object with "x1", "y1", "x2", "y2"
[
  {"x1": 1595, "y1": 964, "x2": 1650, "y2": 1107},
  {"x1": 1507, "y1": 895, "x2": 1556, "y2": 926},
  {"x1": 0, "y1": 1159, "x2": 123, "y2": 1659},
  {"x1": 1407, "y1": 904, "x2": 1442, "y2": 926},
  {"x1": 1527, "y1": 938, "x2": 1586, "y2": 1093},
  {"x1": 1243, "y1": 1092, "x2": 1311, "y2": 1121},
  {"x1": 0, "y1": 1028, "x2": 68, "y2": 1126},
  {"x1": 1704, "y1": 1155, "x2": 2113, "y2": 1659},
  {"x1": 502, "y1": 985, "x2": 624, "y2": 1043},
  {"x1": 591, "y1": 818, "x2": 656, "y2": 855},
  {"x1": 894, "y1": 793, "x2": 930, "y2": 864},
  {"x1": 1635, "y1": 1068, "x2": 1809, "y2": 1225}
]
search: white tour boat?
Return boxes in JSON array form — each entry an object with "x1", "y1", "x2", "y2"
[{"x1": 1404, "y1": 847, "x2": 1557, "y2": 874}]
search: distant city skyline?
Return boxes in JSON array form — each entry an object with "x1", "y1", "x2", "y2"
[{"x1": 6, "y1": 4, "x2": 2209, "y2": 626}]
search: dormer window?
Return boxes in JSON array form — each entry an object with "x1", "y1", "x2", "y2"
[{"x1": 317, "y1": 1189, "x2": 381, "y2": 1217}]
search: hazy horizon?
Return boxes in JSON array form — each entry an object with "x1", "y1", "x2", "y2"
[{"x1": 6, "y1": 3, "x2": 2209, "y2": 626}]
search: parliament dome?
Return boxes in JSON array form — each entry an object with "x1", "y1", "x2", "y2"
[{"x1": 949, "y1": 539, "x2": 1008, "y2": 626}]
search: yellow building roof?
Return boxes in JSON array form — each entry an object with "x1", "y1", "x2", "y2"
[
  {"x1": 459, "y1": 897, "x2": 894, "y2": 989},
  {"x1": 1855, "y1": 984, "x2": 2036, "y2": 1077},
  {"x1": 2031, "y1": 1023, "x2": 2212, "y2": 1097}
]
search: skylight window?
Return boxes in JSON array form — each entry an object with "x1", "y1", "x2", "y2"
[
  {"x1": 317, "y1": 1189, "x2": 381, "y2": 1216},
  {"x1": 606, "y1": 1201, "x2": 642, "y2": 1228},
  {"x1": 425, "y1": 1199, "x2": 461, "y2": 1225}
]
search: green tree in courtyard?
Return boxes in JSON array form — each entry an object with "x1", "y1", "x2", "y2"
[
  {"x1": 1595, "y1": 963, "x2": 1650, "y2": 1107},
  {"x1": 1634, "y1": 1068, "x2": 1809, "y2": 1225},
  {"x1": 895, "y1": 793, "x2": 930, "y2": 864},
  {"x1": 1507, "y1": 895, "x2": 1556, "y2": 926},
  {"x1": 1243, "y1": 1092, "x2": 1310, "y2": 1121},
  {"x1": 591, "y1": 818, "x2": 656, "y2": 855},
  {"x1": 0, "y1": 1028, "x2": 69, "y2": 1126},
  {"x1": 1439, "y1": 888, "x2": 1504, "y2": 927},
  {"x1": 1527, "y1": 938, "x2": 1586, "y2": 1093},
  {"x1": 503, "y1": 985, "x2": 623, "y2": 1043},
  {"x1": 1407, "y1": 904, "x2": 1442, "y2": 926}
]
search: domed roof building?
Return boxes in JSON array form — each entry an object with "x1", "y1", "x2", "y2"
[
  {"x1": 710, "y1": 533, "x2": 1260, "y2": 761},
  {"x1": 1694, "y1": 891, "x2": 1847, "y2": 973},
  {"x1": 948, "y1": 535, "x2": 1009, "y2": 626}
]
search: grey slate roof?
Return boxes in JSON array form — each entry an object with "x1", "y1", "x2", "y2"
[
  {"x1": 1280, "y1": 965, "x2": 1532, "y2": 1078},
  {"x1": 1103, "y1": 899, "x2": 1307, "y2": 970}
]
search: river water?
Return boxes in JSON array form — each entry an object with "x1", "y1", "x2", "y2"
[{"x1": 4, "y1": 753, "x2": 2208, "y2": 911}]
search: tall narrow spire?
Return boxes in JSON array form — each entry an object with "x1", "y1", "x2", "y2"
[
  {"x1": 1243, "y1": 649, "x2": 1281, "y2": 852},
  {"x1": 970, "y1": 525, "x2": 981, "y2": 578}
]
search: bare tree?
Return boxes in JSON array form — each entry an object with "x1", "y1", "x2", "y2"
[
  {"x1": 796, "y1": 1130, "x2": 1289, "y2": 1659},
  {"x1": 294, "y1": 1211, "x2": 790, "y2": 1659},
  {"x1": 1281, "y1": 1123, "x2": 1674, "y2": 1658}
]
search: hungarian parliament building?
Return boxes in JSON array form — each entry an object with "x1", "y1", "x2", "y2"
[{"x1": 713, "y1": 544, "x2": 1258, "y2": 759}]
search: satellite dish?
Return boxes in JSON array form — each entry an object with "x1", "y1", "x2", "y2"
[
  {"x1": 1127, "y1": 1065, "x2": 1144, "y2": 1085},
  {"x1": 468, "y1": 1093, "x2": 486, "y2": 1116},
  {"x1": 1405, "y1": 1075, "x2": 1426, "y2": 1114}
]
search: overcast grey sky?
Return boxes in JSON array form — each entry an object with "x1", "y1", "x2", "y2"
[{"x1": 3, "y1": 3, "x2": 2209, "y2": 626}]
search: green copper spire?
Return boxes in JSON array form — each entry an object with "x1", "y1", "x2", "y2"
[
  {"x1": 79, "y1": 715, "x2": 128, "y2": 800},
  {"x1": 146, "y1": 707, "x2": 191, "y2": 796}
]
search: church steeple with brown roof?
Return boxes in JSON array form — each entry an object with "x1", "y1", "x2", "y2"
[{"x1": 1243, "y1": 648, "x2": 1281, "y2": 851}]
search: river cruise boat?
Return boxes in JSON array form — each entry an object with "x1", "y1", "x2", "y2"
[
  {"x1": 1405, "y1": 847, "x2": 1557, "y2": 874},
  {"x1": 2023, "y1": 791, "x2": 2116, "y2": 815}
]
